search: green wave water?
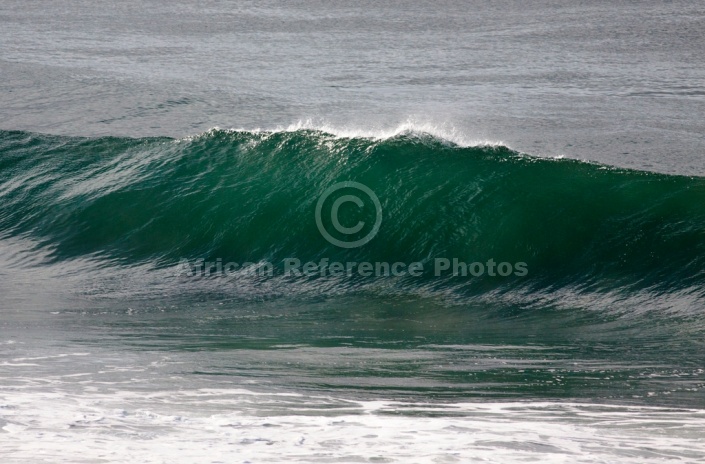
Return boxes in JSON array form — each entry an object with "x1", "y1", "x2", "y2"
[{"x1": 1, "y1": 128, "x2": 704, "y2": 311}]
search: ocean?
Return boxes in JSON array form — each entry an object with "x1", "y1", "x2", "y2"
[{"x1": 1, "y1": 1, "x2": 704, "y2": 463}]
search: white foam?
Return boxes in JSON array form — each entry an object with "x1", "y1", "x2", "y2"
[
  {"x1": 1, "y1": 385, "x2": 704, "y2": 463},
  {"x1": 279, "y1": 118, "x2": 505, "y2": 148},
  {"x1": 193, "y1": 118, "x2": 506, "y2": 148}
]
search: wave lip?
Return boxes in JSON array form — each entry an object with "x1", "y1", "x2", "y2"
[{"x1": 205, "y1": 119, "x2": 507, "y2": 148}]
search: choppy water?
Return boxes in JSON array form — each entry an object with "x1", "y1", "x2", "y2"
[{"x1": 1, "y1": 1, "x2": 705, "y2": 463}]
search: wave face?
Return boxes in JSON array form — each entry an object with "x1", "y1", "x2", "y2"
[{"x1": 1, "y1": 129, "x2": 705, "y2": 310}]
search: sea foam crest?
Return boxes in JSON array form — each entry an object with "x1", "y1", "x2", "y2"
[{"x1": 189, "y1": 119, "x2": 505, "y2": 148}]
